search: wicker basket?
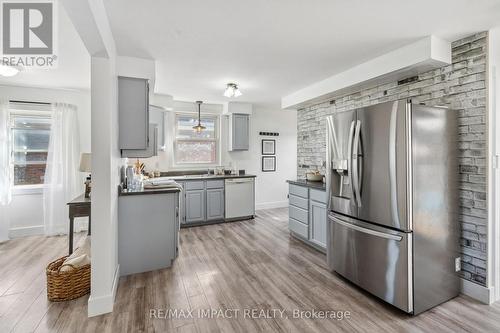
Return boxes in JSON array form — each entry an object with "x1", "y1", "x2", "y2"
[{"x1": 46, "y1": 255, "x2": 90, "y2": 302}]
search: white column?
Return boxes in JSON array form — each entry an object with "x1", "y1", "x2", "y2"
[
  {"x1": 487, "y1": 27, "x2": 500, "y2": 304},
  {"x1": 62, "y1": 0, "x2": 121, "y2": 316}
]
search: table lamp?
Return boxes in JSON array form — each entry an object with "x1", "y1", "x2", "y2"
[{"x1": 79, "y1": 153, "x2": 92, "y2": 198}]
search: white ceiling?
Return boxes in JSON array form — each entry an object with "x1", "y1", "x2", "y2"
[
  {"x1": 0, "y1": 5, "x2": 90, "y2": 90},
  {"x1": 3, "y1": 1, "x2": 500, "y2": 107},
  {"x1": 104, "y1": 0, "x2": 500, "y2": 108}
]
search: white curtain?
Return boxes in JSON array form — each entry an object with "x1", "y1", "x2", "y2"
[
  {"x1": 43, "y1": 103, "x2": 80, "y2": 236},
  {"x1": 0, "y1": 99, "x2": 12, "y2": 242}
]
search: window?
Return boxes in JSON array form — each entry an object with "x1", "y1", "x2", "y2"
[
  {"x1": 174, "y1": 114, "x2": 218, "y2": 165},
  {"x1": 10, "y1": 113, "x2": 51, "y2": 186}
]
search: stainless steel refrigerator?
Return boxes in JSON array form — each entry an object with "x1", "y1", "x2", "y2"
[{"x1": 326, "y1": 99, "x2": 460, "y2": 315}]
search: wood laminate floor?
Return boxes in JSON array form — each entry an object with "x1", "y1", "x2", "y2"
[{"x1": 1, "y1": 208, "x2": 500, "y2": 333}]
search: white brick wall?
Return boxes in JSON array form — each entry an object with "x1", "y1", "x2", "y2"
[{"x1": 297, "y1": 32, "x2": 488, "y2": 285}]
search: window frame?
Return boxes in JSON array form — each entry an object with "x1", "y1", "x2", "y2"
[
  {"x1": 173, "y1": 112, "x2": 220, "y2": 167},
  {"x1": 9, "y1": 107, "x2": 52, "y2": 189}
]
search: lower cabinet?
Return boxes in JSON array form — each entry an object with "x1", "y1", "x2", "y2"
[
  {"x1": 206, "y1": 188, "x2": 224, "y2": 220},
  {"x1": 185, "y1": 189, "x2": 205, "y2": 223},
  {"x1": 309, "y1": 200, "x2": 327, "y2": 248},
  {"x1": 118, "y1": 192, "x2": 179, "y2": 276},
  {"x1": 288, "y1": 184, "x2": 327, "y2": 252},
  {"x1": 183, "y1": 180, "x2": 225, "y2": 225}
]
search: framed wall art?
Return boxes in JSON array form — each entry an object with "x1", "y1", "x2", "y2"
[
  {"x1": 261, "y1": 139, "x2": 276, "y2": 155},
  {"x1": 262, "y1": 156, "x2": 276, "y2": 172}
]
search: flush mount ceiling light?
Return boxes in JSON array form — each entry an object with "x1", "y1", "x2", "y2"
[
  {"x1": 0, "y1": 61, "x2": 20, "y2": 77},
  {"x1": 193, "y1": 100, "x2": 206, "y2": 133},
  {"x1": 223, "y1": 83, "x2": 242, "y2": 98}
]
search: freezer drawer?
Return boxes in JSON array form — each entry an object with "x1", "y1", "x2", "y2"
[{"x1": 328, "y1": 212, "x2": 412, "y2": 313}]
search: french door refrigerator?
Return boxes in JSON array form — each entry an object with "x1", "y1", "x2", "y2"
[{"x1": 326, "y1": 100, "x2": 460, "y2": 315}]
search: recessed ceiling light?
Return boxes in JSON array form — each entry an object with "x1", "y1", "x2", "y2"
[
  {"x1": 223, "y1": 83, "x2": 242, "y2": 98},
  {"x1": 0, "y1": 61, "x2": 20, "y2": 77}
]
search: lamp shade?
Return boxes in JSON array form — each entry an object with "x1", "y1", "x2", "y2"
[{"x1": 79, "y1": 153, "x2": 92, "y2": 173}]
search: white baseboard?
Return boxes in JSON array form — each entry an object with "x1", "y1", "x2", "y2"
[
  {"x1": 9, "y1": 223, "x2": 88, "y2": 239},
  {"x1": 256, "y1": 200, "x2": 289, "y2": 210},
  {"x1": 9, "y1": 225, "x2": 44, "y2": 238},
  {"x1": 460, "y1": 278, "x2": 495, "y2": 304},
  {"x1": 88, "y1": 264, "x2": 120, "y2": 317}
]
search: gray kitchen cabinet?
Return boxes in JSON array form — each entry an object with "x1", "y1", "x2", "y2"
[
  {"x1": 149, "y1": 105, "x2": 166, "y2": 151},
  {"x1": 121, "y1": 124, "x2": 158, "y2": 158},
  {"x1": 309, "y1": 199, "x2": 327, "y2": 248},
  {"x1": 185, "y1": 189, "x2": 205, "y2": 223},
  {"x1": 118, "y1": 76, "x2": 149, "y2": 150},
  {"x1": 181, "y1": 179, "x2": 229, "y2": 225},
  {"x1": 177, "y1": 182, "x2": 186, "y2": 224},
  {"x1": 288, "y1": 183, "x2": 327, "y2": 252},
  {"x1": 206, "y1": 188, "x2": 224, "y2": 220},
  {"x1": 228, "y1": 113, "x2": 249, "y2": 151},
  {"x1": 118, "y1": 191, "x2": 179, "y2": 276}
]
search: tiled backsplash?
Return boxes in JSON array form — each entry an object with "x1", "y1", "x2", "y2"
[{"x1": 296, "y1": 32, "x2": 487, "y2": 285}]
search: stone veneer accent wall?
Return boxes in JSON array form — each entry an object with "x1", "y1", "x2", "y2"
[{"x1": 297, "y1": 32, "x2": 488, "y2": 285}]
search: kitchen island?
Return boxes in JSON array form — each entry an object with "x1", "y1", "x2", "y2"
[{"x1": 118, "y1": 184, "x2": 181, "y2": 276}]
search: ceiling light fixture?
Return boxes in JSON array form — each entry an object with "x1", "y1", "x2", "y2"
[
  {"x1": 0, "y1": 61, "x2": 20, "y2": 77},
  {"x1": 223, "y1": 83, "x2": 242, "y2": 98},
  {"x1": 193, "y1": 100, "x2": 206, "y2": 133}
]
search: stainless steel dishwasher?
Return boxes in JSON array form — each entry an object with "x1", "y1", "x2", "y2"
[{"x1": 225, "y1": 178, "x2": 255, "y2": 219}]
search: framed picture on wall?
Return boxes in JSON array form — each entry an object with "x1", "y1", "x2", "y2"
[
  {"x1": 262, "y1": 156, "x2": 276, "y2": 172},
  {"x1": 262, "y1": 139, "x2": 276, "y2": 155}
]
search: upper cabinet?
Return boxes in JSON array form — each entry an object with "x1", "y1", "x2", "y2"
[
  {"x1": 149, "y1": 105, "x2": 166, "y2": 151},
  {"x1": 225, "y1": 102, "x2": 252, "y2": 151},
  {"x1": 121, "y1": 124, "x2": 158, "y2": 158},
  {"x1": 118, "y1": 76, "x2": 149, "y2": 150},
  {"x1": 228, "y1": 113, "x2": 250, "y2": 151}
]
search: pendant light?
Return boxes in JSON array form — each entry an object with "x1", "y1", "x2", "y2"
[
  {"x1": 193, "y1": 100, "x2": 206, "y2": 133},
  {"x1": 223, "y1": 83, "x2": 242, "y2": 98}
]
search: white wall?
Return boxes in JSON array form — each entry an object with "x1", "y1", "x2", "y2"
[
  {"x1": 0, "y1": 85, "x2": 91, "y2": 237},
  {"x1": 222, "y1": 106, "x2": 297, "y2": 209},
  {"x1": 142, "y1": 104, "x2": 297, "y2": 209}
]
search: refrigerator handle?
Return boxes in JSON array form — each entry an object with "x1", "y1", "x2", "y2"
[
  {"x1": 389, "y1": 102, "x2": 402, "y2": 228},
  {"x1": 330, "y1": 214, "x2": 403, "y2": 241},
  {"x1": 326, "y1": 118, "x2": 332, "y2": 210},
  {"x1": 347, "y1": 120, "x2": 356, "y2": 205},
  {"x1": 352, "y1": 120, "x2": 362, "y2": 207}
]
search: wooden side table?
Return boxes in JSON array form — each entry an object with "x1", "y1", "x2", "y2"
[{"x1": 67, "y1": 194, "x2": 91, "y2": 255}]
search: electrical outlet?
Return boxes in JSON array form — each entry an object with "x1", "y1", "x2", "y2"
[{"x1": 455, "y1": 257, "x2": 461, "y2": 272}]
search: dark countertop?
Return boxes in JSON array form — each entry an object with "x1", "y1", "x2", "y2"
[
  {"x1": 119, "y1": 185, "x2": 181, "y2": 196},
  {"x1": 119, "y1": 174, "x2": 256, "y2": 196},
  {"x1": 287, "y1": 179, "x2": 326, "y2": 191},
  {"x1": 164, "y1": 174, "x2": 256, "y2": 181}
]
